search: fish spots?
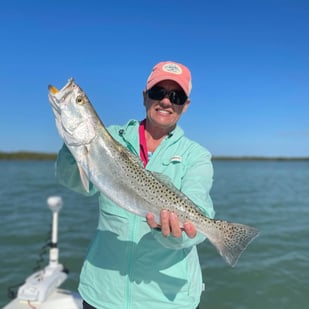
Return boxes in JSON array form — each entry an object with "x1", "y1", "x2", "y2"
[{"x1": 218, "y1": 222, "x2": 259, "y2": 255}]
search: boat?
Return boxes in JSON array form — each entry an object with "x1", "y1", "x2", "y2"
[{"x1": 3, "y1": 196, "x2": 83, "y2": 309}]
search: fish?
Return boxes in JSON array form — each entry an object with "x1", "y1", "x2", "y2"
[{"x1": 48, "y1": 78, "x2": 259, "y2": 267}]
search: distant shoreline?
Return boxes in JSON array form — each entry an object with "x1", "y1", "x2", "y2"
[
  {"x1": 1, "y1": 151, "x2": 309, "y2": 161},
  {"x1": 0, "y1": 151, "x2": 57, "y2": 160}
]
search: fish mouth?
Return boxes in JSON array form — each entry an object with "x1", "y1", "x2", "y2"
[
  {"x1": 48, "y1": 84, "x2": 59, "y2": 94},
  {"x1": 48, "y1": 78, "x2": 76, "y2": 113},
  {"x1": 48, "y1": 78, "x2": 75, "y2": 97}
]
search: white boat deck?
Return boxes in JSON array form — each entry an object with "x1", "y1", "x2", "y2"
[{"x1": 3, "y1": 289, "x2": 82, "y2": 309}]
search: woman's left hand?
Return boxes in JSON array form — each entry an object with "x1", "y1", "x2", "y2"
[{"x1": 146, "y1": 210, "x2": 197, "y2": 238}]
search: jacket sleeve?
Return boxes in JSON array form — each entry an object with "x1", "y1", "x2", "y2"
[
  {"x1": 151, "y1": 144, "x2": 215, "y2": 249},
  {"x1": 55, "y1": 144, "x2": 98, "y2": 196}
]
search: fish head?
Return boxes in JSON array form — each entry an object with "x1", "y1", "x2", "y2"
[{"x1": 48, "y1": 78, "x2": 97, "y2": 146}]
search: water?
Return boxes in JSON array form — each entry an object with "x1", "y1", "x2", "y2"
[{"x1": 0, "y1": 160, "x2": 308, "y2": 309}]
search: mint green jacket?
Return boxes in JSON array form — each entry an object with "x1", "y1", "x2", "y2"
[{"x1": 55, "y1": 119, "x2": 215, "y2": 309}]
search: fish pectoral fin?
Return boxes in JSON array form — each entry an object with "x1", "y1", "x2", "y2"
[{"x1": 77, "y1": 163, "x2": 90, "y2": 193}]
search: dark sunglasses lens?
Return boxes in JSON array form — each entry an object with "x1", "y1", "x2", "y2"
[
  {"x1": 148, "y1": 87, "x2": 187, "y2": 105},
  {"x1": 169, "y1": 90, "x2": 187, "y2": 105},
  {"x1": 168, "y1": 91, "x2": 181, "y2": 105},
  {"x1": 148, "y1": 87, "x2": 165, "y2": 100}
]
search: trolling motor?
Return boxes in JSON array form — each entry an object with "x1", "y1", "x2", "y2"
[{"x1": 16, "y1": 196, "x2": 68, "y2": 303}]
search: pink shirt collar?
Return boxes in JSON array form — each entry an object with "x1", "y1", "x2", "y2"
[{"x1": 139, "y1": 119, "x2": 148, "y2": 167}]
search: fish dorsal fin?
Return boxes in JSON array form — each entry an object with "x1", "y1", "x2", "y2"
[
  {"x1": 152, "y1": 172, "x2": 179, "y2": 192},
  {"x1": 152, "y1": 171, "x2": 202, "y2": 212}
]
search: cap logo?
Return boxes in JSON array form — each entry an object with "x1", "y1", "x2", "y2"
[{"x1": 162, "y1": 63, "x2": 182, "y2": 75}]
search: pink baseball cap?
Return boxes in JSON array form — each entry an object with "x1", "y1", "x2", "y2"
[{"x1": 146, "y1": 61, "x2": 192, "y2": 96}]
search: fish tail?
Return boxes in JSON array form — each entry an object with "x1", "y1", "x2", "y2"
[{"x1": 207, "y1": 221, "x2": 260, "y2": 267}]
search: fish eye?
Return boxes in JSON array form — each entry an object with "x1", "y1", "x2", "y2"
[{"x1": 76, "y1": 95, "x2": 84, "y2": 104}]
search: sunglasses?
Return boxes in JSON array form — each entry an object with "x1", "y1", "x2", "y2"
[{"x1": 147, "y1": 86, "x2": 187, "y2": 105}]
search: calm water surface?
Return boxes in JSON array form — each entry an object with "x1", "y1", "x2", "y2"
[{"x1": 0, "y1": 160, "x2": 308, "y2": 309}]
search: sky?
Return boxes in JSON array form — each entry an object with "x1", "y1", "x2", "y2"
[{"x1": 0, "y1": 0, "x2": 308, "y2": 157}]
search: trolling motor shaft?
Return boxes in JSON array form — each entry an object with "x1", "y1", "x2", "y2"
[{"x1": 47, "y1": 196, "x2": 62, "y2": 267}]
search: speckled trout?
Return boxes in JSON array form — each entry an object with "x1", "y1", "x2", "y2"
[{"x1": 48, "y1": 78, "x2": 259, "y2": 267}]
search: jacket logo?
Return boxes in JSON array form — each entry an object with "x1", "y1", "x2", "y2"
[{"x1": 170, "y1": 155, "x2": 182, "y2": 163}]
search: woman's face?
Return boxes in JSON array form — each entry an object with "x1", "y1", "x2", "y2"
[{"x1": 143, "y1": 80, "x2": 190, "y2": 132}]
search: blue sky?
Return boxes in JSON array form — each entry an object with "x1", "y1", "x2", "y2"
[{"x1": 1, "y1": 0, "x2": 308, "y2": 157}]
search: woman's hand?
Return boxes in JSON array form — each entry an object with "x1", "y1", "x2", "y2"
[{"x1": 146, "y1": 210, "x2": 196, "y2": 238}]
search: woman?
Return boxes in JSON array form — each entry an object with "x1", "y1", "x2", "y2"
[{"x1": 56, "y1": 61, "x2": 215, "y2": 309}]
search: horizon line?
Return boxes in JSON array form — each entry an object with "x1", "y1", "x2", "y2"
[{"x1": 0, "y1": 151, "x2": 308, "y2": 161}]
